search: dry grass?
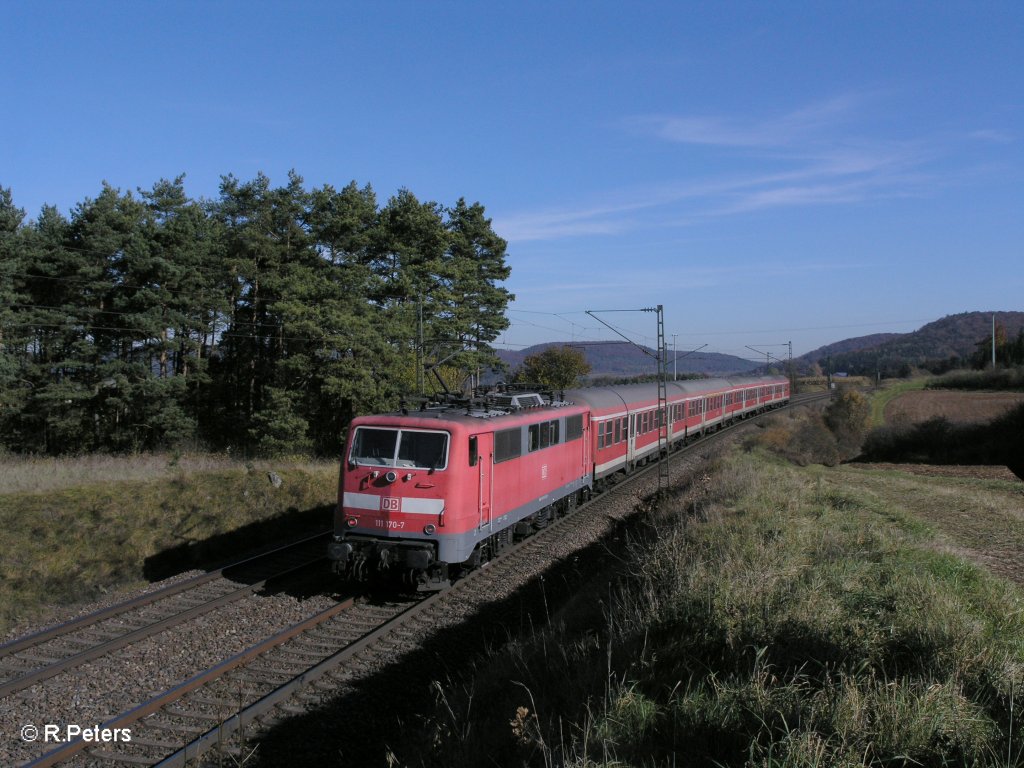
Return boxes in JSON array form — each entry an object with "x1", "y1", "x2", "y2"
[
  {"x1": 0, "y1": 456, "x2": 338, "y2": 636},
  {"x1": 386, "y1": 450, "x2": 1024, "y2": 767},
  {"x1": 0, "y1": 452, "x2": 336, "y2": 495},
  {"x1": 838, "y1": 464, "x2": 1024, "y2": 587}
]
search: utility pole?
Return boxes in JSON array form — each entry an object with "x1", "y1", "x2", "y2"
[
  {"x1": 788, "y1": 340, "x2": 794, "y2": 393},
  {"x1": 656, "y1": 306, "x2": 668, "y2": 495},
  {"x1": 672, "y1": 334, "x2": 678, "y2": 381},
  {"x1": 993, "y1": 313, "x2": 997, "y2": 368},
  {"x1": 586, "y1": 305, "x2": 670, "y2": 495},
  {"x1": 417, "y1": 295, "x2": 424, "y2": 395}
]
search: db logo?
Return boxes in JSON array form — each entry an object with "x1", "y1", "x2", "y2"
[{"x1": 380, "y1": 497, "x2": 400, "y2": 512}]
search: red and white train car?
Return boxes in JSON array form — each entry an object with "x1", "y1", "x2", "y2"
[
  {"x1": 568, "y1": 375, "x2": 789, "y2": 483},
  {"x1": 328, "y1": 375, "x2": 789, "y2": 589}
]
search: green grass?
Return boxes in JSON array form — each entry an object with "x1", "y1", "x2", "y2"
[
  {"x1": 389, "y1": 450, "x2": 1024, "y2": 767},
  {"x1": 0, "y1": 458, "x2": 338, "y2": 636},
  {"x1": 869, "y1": 377, "x2": 928, "y2": 427}
]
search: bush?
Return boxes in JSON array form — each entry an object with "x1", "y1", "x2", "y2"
[
  {"x1": 861, "y1": 403, "x2": 1024, "y2": 469},
  {"x1": 824, "y1": 390, "x2": 871, "y2": 458},
  {"x1": 929, "y1": 367, "x2": 1024, "y2": 391},
  {"x1": 747, "y1": 409, "x2": 840, "y2": 466}
]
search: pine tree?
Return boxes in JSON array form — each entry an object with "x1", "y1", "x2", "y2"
[
  {"x1": 0, "y1": 187, "x2": 28, "y2": 448},
  {"x1": 444, "y1": 198, "x2": 513, "y2": 384}
]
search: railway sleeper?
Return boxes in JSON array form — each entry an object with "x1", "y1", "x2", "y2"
[
  {"x1": 142, "y1": 718, "x2": 211, "y2": 734},
  {"x1": 163, "y1": 705, "x2": 226, "y2": 722},
  {"x1": 88, "y1": 748, "x2": 161, "y2": 765},
  {"x1": 121, "y1": 735, "x2": 185, "y2": 750}
]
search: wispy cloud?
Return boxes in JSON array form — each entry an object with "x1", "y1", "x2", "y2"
[
  {"x1": 625, "y1": 94, "x2": 864, "y2": 148},
  {"x1": 497, "y1": 95, "x2": 948, "y2": 243},
  {"x1": 968, "y1": 128, "x2": 1014, "y2": 143}
]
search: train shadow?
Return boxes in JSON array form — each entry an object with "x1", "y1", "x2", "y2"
[
  {"x1": 245, "y1": 517, "x2": 639, "y2": 768},
  {"x1": 142, "y1": 503, "x2": 333, "y2": 584}
]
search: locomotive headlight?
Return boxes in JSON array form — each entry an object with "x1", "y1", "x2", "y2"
[
  {"x1": 385, "y1": 471, "x2": 398, "y2": 483},
  {"x1": 423, "y1": 524, "x2": 436, "y2": 535},
  {"x1": 346, "y1": 516, "x2": 359, "y2": 528}
]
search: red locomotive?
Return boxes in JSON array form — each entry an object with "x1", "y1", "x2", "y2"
[{"x1": 328, "y1": 375, "x2": 789, "y2": 589}]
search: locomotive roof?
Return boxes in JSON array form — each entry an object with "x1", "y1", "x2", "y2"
[{"x1": 372, "y1": 395, "x2": 585, "y2": 425}]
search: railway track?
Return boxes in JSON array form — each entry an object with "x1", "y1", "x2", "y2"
[
  {"x1": 0, "y1": 532, "x2": 329, "y2": 765},
  {"x1": 21, "y1": 596, "x2": 423, "y2": 767},
  {"x1": 1, "y1": 531, "x2": 329, "y2": 705},
  {"x1": 14, "y1": 393, "x2": 828, "y2": 767}
]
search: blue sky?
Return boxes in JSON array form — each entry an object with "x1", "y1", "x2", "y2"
[{"x1": 3, "y1": 1, "x2": 1021, "y2": 361}]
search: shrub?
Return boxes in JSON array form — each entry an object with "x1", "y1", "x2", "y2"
[{"x1": 824, "y1": 390, "x2": 871, "y2": 458}]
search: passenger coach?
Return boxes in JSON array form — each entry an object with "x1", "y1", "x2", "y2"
[{"x1": 568, "y1": 375, "x2": 789, "y2": 484}]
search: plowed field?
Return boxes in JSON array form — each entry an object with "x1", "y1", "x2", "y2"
[
  {"x1": 884, "y1": 390, "x2": 1024, "y2": 425},
  {"x1": 859, "y1": 388, "x2": 1024, "y2": 586}
]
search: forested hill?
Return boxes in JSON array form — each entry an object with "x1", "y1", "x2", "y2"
[
  {"x1": 499, "y1": 341, "x2": 756, "y2": 378},
  {"x1": 799, "y1": 312, "x2": 1024, "y2": 377},
  {"x1": 0, "y1": 176, "x2": 512, "y2": 456}
]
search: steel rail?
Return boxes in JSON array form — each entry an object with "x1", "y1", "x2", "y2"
[
  {"x1": 0, "y1": 529, "x2": 330, "y2": 660},
  {"x1": 152, "y1": 594, "x2": 446, "y2": 767},
  {"x1": 0, "y1": 554, "x2": 326, "y2": 700},
  {"x1": 22, "y1": 598, "x2": 357, "y2": 768}
]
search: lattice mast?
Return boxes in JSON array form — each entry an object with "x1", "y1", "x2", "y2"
[
  {"x1": 655, "y1": 304, "x2": 669, "y2": 493},
  {"x1": 585, "y1": 304, "x2": 670, "y2": 494}
]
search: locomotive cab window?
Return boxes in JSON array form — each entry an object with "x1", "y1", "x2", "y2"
[{"x1": 349, "y1": 427, "x2": 449, "y2": 471}]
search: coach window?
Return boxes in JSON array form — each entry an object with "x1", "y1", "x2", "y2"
[{"x1": 613, "y1": 418, "x2": 620, "y2": 444}]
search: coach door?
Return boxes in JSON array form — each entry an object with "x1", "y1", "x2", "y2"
[
  {"x1": 470, "y1": 433, "x2": 493, "y2": 531},
  {"x1": 627, "y1": 413, "x2": 636, "y2": 465}
]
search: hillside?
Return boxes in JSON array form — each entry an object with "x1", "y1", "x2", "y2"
[
  {"x1": 800, "y1": 332, "x2": 905, "y2": 362},
  {"x1": 799, "y1": 311, "x2": 1024, "y2": 377},
  {"x1": 498, "y1": 341, "x2": 757, "y2": 379}
]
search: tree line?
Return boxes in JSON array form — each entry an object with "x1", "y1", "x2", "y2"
[{"x1": 0, "y1": 173, "x2": 512, "y2": 456}]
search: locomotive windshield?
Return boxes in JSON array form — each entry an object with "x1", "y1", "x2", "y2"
[{"x1": 349, "y1": 427, "x2": 449, "y2": 470}]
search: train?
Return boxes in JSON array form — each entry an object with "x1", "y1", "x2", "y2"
[{"x1": 327, "y1": 375, "x2": 790, "y2": 589}]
